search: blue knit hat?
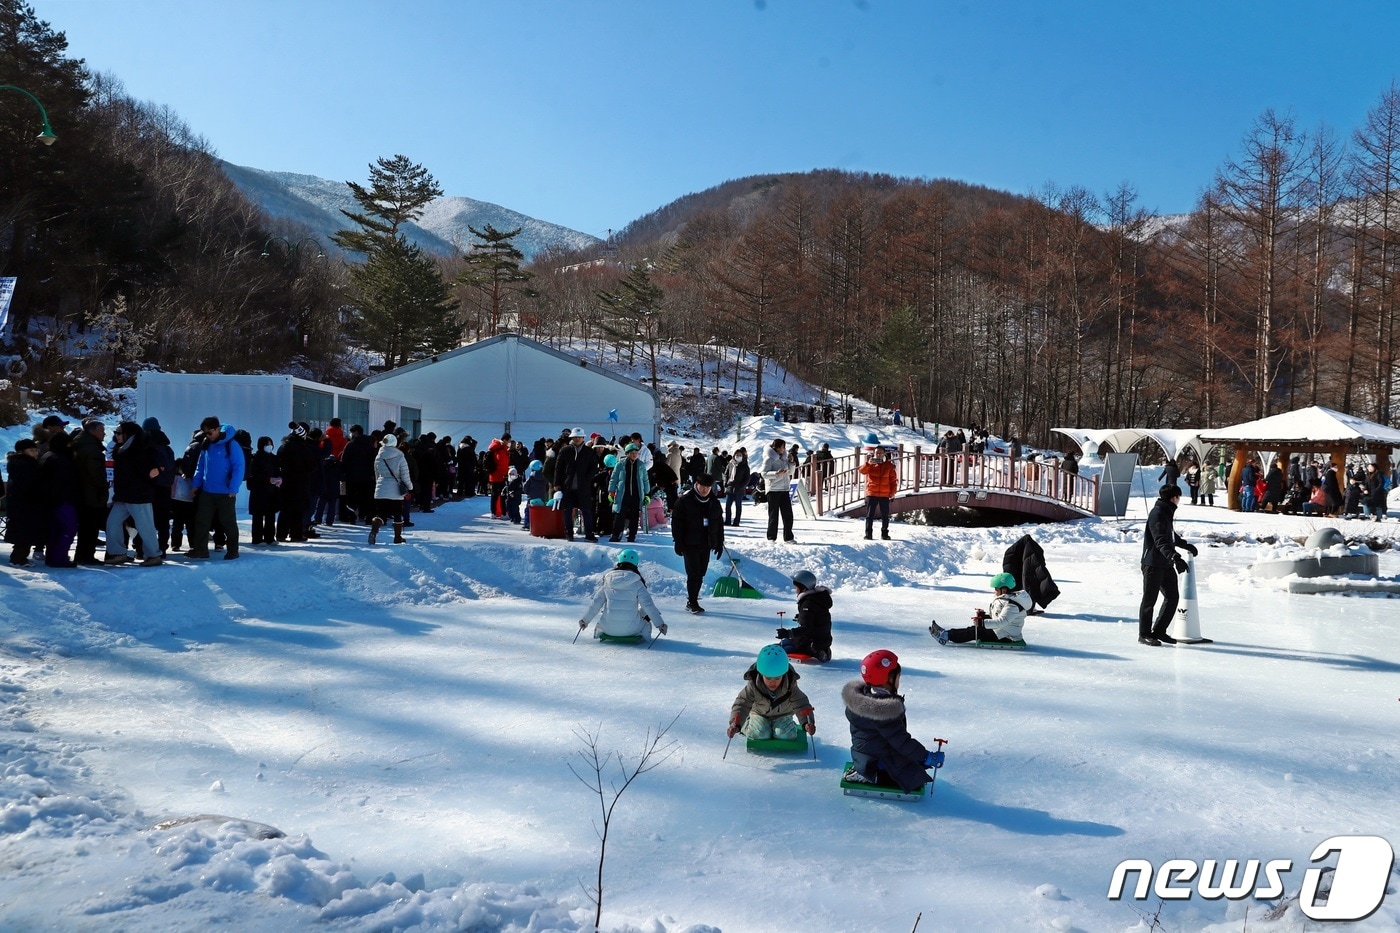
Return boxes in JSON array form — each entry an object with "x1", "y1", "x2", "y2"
[{"x1": 864, "y1": 432, "x2": 879, "y2": 445}]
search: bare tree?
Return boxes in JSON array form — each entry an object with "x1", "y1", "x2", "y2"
[{"x1": 568, "y1": 714, "x2": 681, "y2": 932}]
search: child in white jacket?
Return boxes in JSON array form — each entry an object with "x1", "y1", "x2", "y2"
[
  {"x1": 929, "y1": 572, "x2": 1031, "y2": 645},
  {"x1": 578, "y1": 549, "x2": 667, "y2": 640}
]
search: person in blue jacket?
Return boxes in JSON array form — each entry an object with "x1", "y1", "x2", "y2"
[{"x1": 188, "y1": 416, "x2": 246, "y2": 560}]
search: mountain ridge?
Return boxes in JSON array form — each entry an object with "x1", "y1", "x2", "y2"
[{"x1": 221, "y1": 162, "x2": 601, "y2": 261}]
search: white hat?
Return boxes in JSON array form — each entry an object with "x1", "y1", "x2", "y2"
[
  {"x1": 381, "y1": 434, "x2": 397, "y2": 447},
  {"x1": 571, "y1": 427, "x2": 586, "y2": 438}
]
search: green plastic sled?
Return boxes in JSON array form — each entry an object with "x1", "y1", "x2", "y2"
[
  {"x1": 598, "y1": 633, "x2": 645, "y2": 645},
  {"x1": 840, "y1": 762, "x2": 927, "y2": 802},
  {"x1": 746, "y1": 735, "x2": 810, "y2": 754},
  {"x1": 975, "y1": 637, "x2": 1028, "y2": 650}
]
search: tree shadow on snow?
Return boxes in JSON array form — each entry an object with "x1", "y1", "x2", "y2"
[{"x1": 932, "y1": 783, "x2": 1125, "y2": 837}]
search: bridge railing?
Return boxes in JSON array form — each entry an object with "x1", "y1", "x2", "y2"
[{"x1": 807, "y1": 447, "x2": 1100, "y2": 516}]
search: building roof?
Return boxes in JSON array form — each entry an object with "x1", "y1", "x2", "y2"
[{"x1": 1198, "y1": 406, "x2": 1400, "y2": 450}]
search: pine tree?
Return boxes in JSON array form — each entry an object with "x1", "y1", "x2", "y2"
[
  {"x1": 457, "y1": 223, "x2": 535, "y2": 337},
  {"x1": 332, "y1": 155, "x2": 458, "y2": 366},
  {"x1": 596, "y1": 262, "x2": 665, "y2": 389}
]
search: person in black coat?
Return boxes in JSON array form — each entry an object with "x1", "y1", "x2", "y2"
[
  {"x1": 340, "y1": 425, "x2": 376, "y2": 523},
  {"x1": 841, "y1": 649, "x2": 934, "y2": 793},
  {"x1": 554, "y1": 431, "x2": 600, "y2": 542},
  {"x1": 71, "y1": 420, "x2": 110, "y2": 564},
  {"x1": 1138, "y1": 484, "x2": 1198, "y2": 646},
  {"x1": 39, "y1": 430, "x2": 80, "y2": 567},
  {"x1": 104, "y1": 421, "x2": 164, "y2": 565},
  {"x1": 456, "y1": 437, "x2": 477, "y2": 498},
  {"x1": 5, "y1": 440, "x2": 45, "y2": 566},
  {"x1": 247, "y1": 436, "x2": 281, "y2": 545},
  {"x1": 1364, "y1": 462, "x2": 1389, "y2": 521},
  {"x1": 648, "y1": 458, "x2": 679, "y2": 511},
  {"x1": 671, "y1": 473, "x2": 724, "y2": 613},
  {"x1": 777, "y1": 569, "x2": 833, "y2": 662},
  {"x1": 276, "y1": 424, "x2": 317, "y2": 542}
]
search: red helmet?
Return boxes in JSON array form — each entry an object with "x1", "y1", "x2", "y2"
[{"x1": 860, "y1": 649, "x2": 900, "y2": 687}]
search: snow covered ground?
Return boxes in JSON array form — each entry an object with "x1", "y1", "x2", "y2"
[{"x1": 3, "y1": 406, "x2": 1399, "y2": 930}]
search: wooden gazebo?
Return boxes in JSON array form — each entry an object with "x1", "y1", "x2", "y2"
[{"x1": 1198, "y1": 406, "x2": 1400, "y2": 510}]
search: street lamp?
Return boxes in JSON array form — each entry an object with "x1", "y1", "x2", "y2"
[{"x1": 0, "y1": 85, "x2": 58, "y2": 145}]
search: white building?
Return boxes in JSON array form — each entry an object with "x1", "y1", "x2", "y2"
[{"x1": 356, "y1": 334, "x2": 662, "y2": 444}]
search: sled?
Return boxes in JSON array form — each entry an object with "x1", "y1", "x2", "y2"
[
  {"x1": 746, "y1": 735, "x2": 810, "y2": 755},
  {"x1": 785, "y1": 651, "x2": 829, "y2": 665},
  {"x1": 974, "y1": 637, "x2": 1028, "y2": 650},
  {"x1": 712, "y1": 551, "x2": 763, "y2": 599},
  {"x1": 840, "y1": 762, "x2": 927, "y2": 802},
  {"x1": 597, "y1": 633, "x2": 645, "y2": 645}
]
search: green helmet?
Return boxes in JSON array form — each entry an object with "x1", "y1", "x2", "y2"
[
  {"x1": 991, "y1": 572, "x2": 1017, "y2": 590},
  {"x1": 617, "y1": 549, "x2": 641, "y2": 566},
  {"x1": 755, "y1": 644, "x2": 790, "y2": 678}
]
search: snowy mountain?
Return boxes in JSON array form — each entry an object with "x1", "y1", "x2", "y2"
[{"x1": 221, "y1": 162, "x2": 601, "y2": 262}]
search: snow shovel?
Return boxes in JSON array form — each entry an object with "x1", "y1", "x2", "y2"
[{"x1": 712, "y1": 549, "x2": 763, "y2": 599}]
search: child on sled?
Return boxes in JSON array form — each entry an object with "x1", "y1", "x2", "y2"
[
  {"x1": 578, "y1": 548, "x2": 667, "y2": 640},
  {"x1": 929, "y1": 572, "x2": 1031, "y2": 646},
  {"x1": 841, "y1": 649, "x2": 937, "y2": 793},
  {"x1": 727, "y1": 645, "x2": 815, "y2": 741},
  {"x1": 775, "y1": 569, "x2": 833, "y2": 662}
]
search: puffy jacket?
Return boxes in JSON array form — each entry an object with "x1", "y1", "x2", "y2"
[
  {"x1": 486, "y1": 439, "x2": 511, "y2": 483},
  {"x1": 373, "y1": 445, "x2": 413, "y2": 500},
  {"x1": 608, "y1": 458, "x2": 650, "y2": 511},
  {"x1": 1141, "y1": 496, "x2": 1187, "y2": 570},
  {"x1": 842, "y1": 681, "x2": 930, "y2": 793},
  {"x1": 859, "y1": 458, "x2": 898, "y2": 497},
  {"x1": 581, "y1": 566, "x2": 664, "y2": 638},
  {"x1": 761, "y1": 446, "x2": 790, "y2": 492},
  {"x1": 987, "y1": 589, "x2": 1032, "y2": 640},
  {"x1": 194, "y1": 425, "x2": 246, "y2": 496},
  {"x1": 729, "y1": 665, "x2": 814, "y2": 728},
  {"x1": 111, "y1": 425, "x2": 158, "y2": 504},
  {"x1": 71, "y1": 428, "x2": 110, "y2": 508},
  {"x1": 787, "y1": 586, "x2": 833, "y2": 657}
]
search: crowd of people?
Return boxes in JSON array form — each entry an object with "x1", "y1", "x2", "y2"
[{"x1": 1175, "y1": 454, "x2": 1391, "y2": 521}]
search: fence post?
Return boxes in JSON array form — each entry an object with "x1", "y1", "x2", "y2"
[{"x1": 913, "y1": 446, "x2": 921, "y2": 492}]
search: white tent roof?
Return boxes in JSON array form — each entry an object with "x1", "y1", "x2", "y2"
[
  {"x1": 358, "y1": 334, "x2": 661, "y2": 443},
  {"x1": 1052, "y1": 427, "x2": 1217, "y2": 463},
  {"x1": 1198, "y1": 405, "x2": 1400, "y2": 448}
]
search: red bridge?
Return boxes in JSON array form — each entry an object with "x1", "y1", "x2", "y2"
[{"x1": 806, "y1": 448, "x2": 1100, "y2": 522}]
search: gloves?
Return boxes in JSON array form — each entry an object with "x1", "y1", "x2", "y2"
[
  {"x1": 1173, "y1": 555, "x2": 1188, "y2": 574},
  {"x1": 578, "y1": 619, "x2": 588, "y2": 630},
  {"x1": 924, "y1": 751, "x2": 938, "y2": 767},
  {"x1": 713, "y1": 547, "x2": 724, "y2": 558},
  {"x1": 658, "y1": 622, "x2": 668, "y2": 635},
  {"x1": 727, "y1": 716, "x2": 740, "y2": 738},
  {"x1": 674, "y1": 543, "x2": 683, "y2": 555},
  {"x1": 804, "y1": 721, "x2": 816, "y2": 736},
  {"x1": 776, "y1": 628, "x2": 792, "y2": 639},
  {"x1": 1184, "y1": 543, "x2": 1199, "y2": 557}
]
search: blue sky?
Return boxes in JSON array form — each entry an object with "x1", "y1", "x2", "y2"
[{"x1": 30, "y1": 0, "x2": 1400, "y2": 238}]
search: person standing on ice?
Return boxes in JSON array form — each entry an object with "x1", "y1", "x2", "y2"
[
  {"x1": 1138, "y1": 483, "x2": 1198, "y2": 646},
  {"x1": 578, "y1": 548, "x2": 667, "y2": 640},
  {"x1": 727, "y1": 645, "x2": 816, "y2": 741},
  {"x1": 930, "y1": 573, "x2": 1030, "y2": 645},
  {"x1": 776, "y1": 569, "x2": 832, "y2": 662},
  {"x1": 368, "y1": 433, "x2": 412, "y2": 545},
  {"x1": 841, "y1": 650, "x2": 936, "y2": 792}
]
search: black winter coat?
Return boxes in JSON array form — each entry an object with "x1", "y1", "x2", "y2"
[
  {"x1": 555, "y1": 442, "x2": 599, "y2": 493},
  {"x1": 248, "y1": 449, "x2": 281, "y2": 514},
  {"x1": 71, "y1": 429, "x2": 110, "y2": 508},
  {"x1": 1003, "y1": 534, "x2": 1060, "y2": 608},
  {"x1": 787, "y1": 586, "x2": 833, "y2": 657},
  {"x1": 4, "y1": 452, "x2": 45, "y2": 545},
  {"x1": 1141, "y1": 497, "x2": 1187, "y2": 571},
  {"x1": 341, "y1": 435, "x2": 376, "y2": 484},
  {"x1": 111, "y1": 428, "x2": 157, "y2": 505},
  {"x1": 671, "y1": 488, "x2": 724, "y2": 554},
  {"x1": 40, "y1": 439, "x2": 81, "y2": 507},
  {"x1": 842, "y1": 680, "x2": 930, "y2": 793}
]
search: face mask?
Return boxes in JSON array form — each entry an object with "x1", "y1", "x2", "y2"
[{"x1": 262, "y1": 444, "x2": 273, "y2": 453}]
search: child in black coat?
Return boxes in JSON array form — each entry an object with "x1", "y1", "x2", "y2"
[
  {"x1": 776, "y1": 568, "x2": 833, "y2": 662},
  {"x1": 842, "y1": 649, "x2": 937, "y2": 793}
]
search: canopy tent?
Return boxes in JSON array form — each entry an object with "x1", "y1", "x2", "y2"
[
  {"x1": 357, "y1": 334, "x2": 662, "y2": 446},
  {"x1": 1198, "y1": 406, "x2": 1400, "y2": 510},
  {"x1": 1051, "y1": 427, "x2": 1217, "y2": 466}
]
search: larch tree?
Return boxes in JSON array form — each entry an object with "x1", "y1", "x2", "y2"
[{"x1": 456, "y1": 223, "x2": 535, "y2": 338}]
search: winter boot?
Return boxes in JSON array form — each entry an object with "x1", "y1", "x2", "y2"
[
  {"x1": 369, "y1": 517, "x2": 383, "y2": 544},
  {"x1": 392, "y1": 522, "x2": 405, "y2": 544},
  {"x1": 929, "y1": 620, "x2": 949, "y2": 645}
]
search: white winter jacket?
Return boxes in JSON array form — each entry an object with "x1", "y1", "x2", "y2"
[
  {"x1": 761, "y1": 447, "x2": 791, "y2": 493},
  {"x1": 988, "y1": 589, "x2": 1032, "y2": 640},
  {"x1": 372, "y1": 446, "x2": 413, "y2": 500},
  {"x1": 581, "y1": 567, "x2": 665, "y2": 638}
]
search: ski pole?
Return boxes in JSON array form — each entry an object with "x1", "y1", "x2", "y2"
[
  {"x1": 723, "y1": 731, "x2": 736, "y2": 760},
  {"x1": 572, "y1": 623, "x2": 584, "y2": 645},
  {"x1": 928, "y1": 738, "x2": 948, "y2": 790},
  {"x1": 648, "y1": 628, "x2": 665, "y2": 650}
]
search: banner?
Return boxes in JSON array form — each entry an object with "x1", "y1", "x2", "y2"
[{"x1": 0, "y1": 277, "x2": 15, "y2": 343}]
